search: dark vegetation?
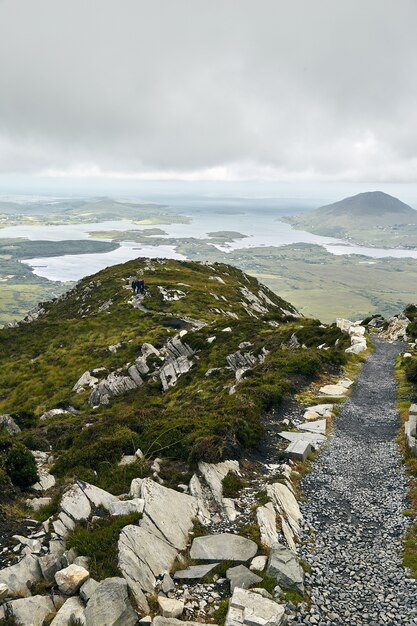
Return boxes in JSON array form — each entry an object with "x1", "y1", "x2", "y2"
[
  {"x1": 66, "y1": 512, "x2": 142, "y2": 580},
  {"x1": 0, "y1": 433, "x2": 38, "y2": 501},
  {"x1": 0, "y1": 259, "x2": 351, "y2": 495}
]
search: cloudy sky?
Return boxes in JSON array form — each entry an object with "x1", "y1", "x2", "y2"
[{"x1": 1, "y1": 0, "x2": 417, "y2": 184}]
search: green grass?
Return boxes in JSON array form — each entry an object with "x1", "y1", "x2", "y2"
[{"x1": 66, "y1": 512, "x2": 142, "y2": 580}]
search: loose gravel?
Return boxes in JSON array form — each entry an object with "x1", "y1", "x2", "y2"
[{"x1": 291, "y1": 341, "x2": 417, "y2": 626}]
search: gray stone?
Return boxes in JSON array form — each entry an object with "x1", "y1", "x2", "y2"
[
  {"x1": 266, "y1": 543, "x2": 304, "y2": 593},
  {"x1": 118, "y1": 525, "x2": 177, "y2": 610},
  {"x1": 225, "y1": 587, "x2": 286, "y2": 626},
  {"x1": 226, "y1": 565, "x2": 262, "y2": 592},
  {"x1": 190, "y1": 533, "x2": 257, "y2": 562},
  {"x1": 55, "y1": 564, "x2": 90, "y2": 595},
  {"x1": 153, "y1": 619, "x2": 216, "y2": 626},
  {"x1": 284, "y1": 440, "x2": 312, "y2": 461},
  {"x1": 85, "y1": 577, "x2": 138, "y2": 626},
  {"x1": 25, "y1": 496, "x2": 51, "y2": 511},
  {"x1": 174, "y1": 562, "x2": 220, "y2": 580},
  {"x1": 89, "y1": 372, "x2": 139, "y2": 406},
  {"x1": 80, "y1": 577, "x2": 99, "y2": 603},
  {"x1": 161, "y1": 573, "x2": 175, "y2": 594},
  {"x1": 0, "y1": 583, "x2": 8, "y2": 599},
  {"x1": 410, "y1": 403, "x2": 417, "y2": 415},
  {"x1": 0, "y1": 554, "x2": 42, "y2": 597},
  {"x1": 250, "y1": 556, "x2": 268, "y2": 572},
  {"x1": 0, "y1": 414, "x2": 21, "y2": 435},
  {"x1": 298, "y1": 419, "x2": 327, "y2": 434},
  {"x1": 256, "y1": 502, "x2": 278, "y2": 548},
  {"x1": 50, "y1": 596, "x2": 86, "y2": 625},
  {"x1": 0, "y1": 595, "x2": 55, "y2": 626},
  {"x1": 279, "y1": 431, "x2": 326, "y2": 447},
  {"x1": 140, "y1": 478, "x2": 198, "y2": 550}
]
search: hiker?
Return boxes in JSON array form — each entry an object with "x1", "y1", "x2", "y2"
[
  {"x1": 138, "y1": 279, "x2": 145, "y2": 294},
  {"x1": 131, "y1": 280, "x2": 138, "y2": 293}
]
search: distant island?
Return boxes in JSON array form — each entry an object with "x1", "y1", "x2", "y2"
[{"x1": 283, "y1": 191, "x2": 417, "y2": 248}]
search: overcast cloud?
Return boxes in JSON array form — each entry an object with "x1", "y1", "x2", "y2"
[{"x1": 1, "y1": 0, "x2": 417, "y2": 182}]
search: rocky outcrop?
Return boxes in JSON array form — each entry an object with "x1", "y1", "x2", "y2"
[
  {"x1": 84, "y1": 577, "x2": 138, "y2": 626},
  {"x1": 89, "y1": 373, "x2": 139, "y2": 406},
  {"x1": 380, "y1": 314, "x2": 409, "y2": 342}
]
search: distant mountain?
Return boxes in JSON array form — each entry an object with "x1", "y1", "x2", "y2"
[{"x1": 284, "y1": 191, "x2": 417, "y2": 248}]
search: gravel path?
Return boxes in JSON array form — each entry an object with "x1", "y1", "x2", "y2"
[{"x1": 292, "y1": 340, "x2": 417, "y2": 626}]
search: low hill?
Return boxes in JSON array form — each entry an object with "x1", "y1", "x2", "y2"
[
  {"x1": 0, "y1": 258, "x2": 351, "y2": 500},
  {"x1": 284, "y1": 191, "x2": 417, "y2": 248}
]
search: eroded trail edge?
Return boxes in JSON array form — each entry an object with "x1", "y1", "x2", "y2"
[{"x1": 293, "y1": 341, "x2": 417, "y2": 626}]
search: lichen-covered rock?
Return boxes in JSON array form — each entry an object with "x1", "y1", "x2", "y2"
[{"x1": 0, "y1": 414, "x2": 21, "y2": 435}]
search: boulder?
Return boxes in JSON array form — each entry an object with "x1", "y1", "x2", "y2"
[
  {"x1": 0, "y1": 553, "x2": 42, "y2": 597},
  {"x1": 109, "y1": 498, "x2": 144, "y2": 516},
  {"x1": 89, "y1": 373, "x2": 139, "y2": 406},
  {"x1": 32, "y1": 468, "x2": 56, "y2": 492},
  {"x1": 161, "y1": 573, "x2": 175, "y2": 594},
  {"x1": 73, "y1": 371, "x2": 99, "y2": 392},
  {"x1": 346, "y1": 343, "x2": 366, "y2": 354},
  {"x1": 55, "y1": 564, "x2": 90, "y2": 595},
  {"x1": 60, "y1": 483, "x2": 92, "y2": 521},
  {"x1": 0, "y1": 414, "x2": 21, "y2": 435},
  {"x1": 39, "y1": 553, "x2": 66, "y2": 583},
  {"x1": 0, "y1": 583, "x2": 8, "y2": 599},
  {"x1": 40, "y1": 408, "x2": 70, "y2": 421},
  {"x1": 0, "y1": 595, "x2": 55, "y2": 626},
  {"x1": 380, "y1": 315, "x2": 409, "y2": 342},
  {"x1": 50, "y1": 596, "x2": 86, "y2": 625},
  {"x1": 190, "y1": 533, "x2": 257, "y2": 562},
  {"x1": 266, "y1": 543, "x2": 304, "y2": 593},
  {"x1": 225, "y1": 587, "x2": 286, "y2": 626},
  {"x1": 85, "y1": 577, "x2": 138, "y2": 626},
  {"x1": 140, "y1": 478, "x2": 198, "y2": 550},
  {"x1": 130, "y1": 477, "x2": 144, "y2": 498},
  {"x1": 256, "y1": 503, "x2": 278, "y2": 548},
  {"x1": 174, "y1": 563, "x2": 220, "y2": 580},
  {"x1": 157, "y1": 597, "x2": 184, "y2": 619},
  {"x1": 336, "y1": 318, "x2": 352, "y2": 333},
  {"x1": 80, "y1": 577, "x2": 99, "y2": 603},
  {"x1": 226, "y1": 565, "x2": 262, "y2": 592}
]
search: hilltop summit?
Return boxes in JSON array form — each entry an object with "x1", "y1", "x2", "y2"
[{"x1": 284, "y1": 191, "x2": 417, "y2": 247}]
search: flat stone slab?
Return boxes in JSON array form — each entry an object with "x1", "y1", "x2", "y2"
[
  {"x1": 279, "y1": 431, "x2": 326, "y2": 447},
  {"x1": 174, "y1": 563, "x2": 220, "y2": 580},
  {"x1": 298, "y1": 419, "x2": 327, "y2": 435},
  {"x1": 190, "y1": 533, "x2": 257, "y2": 562},
  {"x1": 319, "y1": 384, "x2": 347, "y2": 396},
  {"x1": 307, "y1": 404, "x2": 333, "y2": 415},
  {"x1": 267, "y1": 543, "x2": 304, "y2": 594},
  {"x1": 285, "y1": 441, "x2": 312, "y2": 462}
]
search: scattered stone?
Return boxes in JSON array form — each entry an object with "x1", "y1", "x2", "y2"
[
  {"x1": 279, "y1": 431, "x2": 326, "y2": 447},
  {"x1": 0, "y1": 554, "x2": 42, "y2": 597},
  {"x1": 80, "y1": 577, "x2": 99, "y2": 603},
  {"x1": 319, "y1": 384, "x2": 347, "y2": 396},
  {"x1": 55, "y1": 564, "x2": 90, "y2": 595},
  {"x1": 298, "y1": 419, "x2": 327, "y2": 434},
  {"x1": 25, "y1": 496, "x2": 51, "y2": 511},
  {"x1": 284, "y1": 440, "x2": 312, "y2": 462},
  {"x1": 256, "y1": 502, "x2": 279, "y2": 547},
  {"x1": 161, "y1": 573, "x2": 175, "y2": 594},
  {"x1": 190, "y1": 533, "x2": 257, "y2": 562},
  {"x1": 40, "y1": 408, "x2": 70, "y2": 421}
]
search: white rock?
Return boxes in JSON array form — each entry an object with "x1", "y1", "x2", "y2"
[
  {"x1": 225, "y1": 587, "x2": 286, "y2": 626},
  {"x1": 130, "y1": 477, "x2": 144, "y2": 498},
  {"x1": 118, "y1": 455, "x2": 137, "y2": 466},
  {"x1": 60, "y1": 484, "x2": 91, "y2": 521},
  {"x1": 55, "y1": 564, "x2": 90, "y2": 595},
  {"x1": 299, "y1": 419, "x2": 327, "y2": 434},
  {"x1": 158, "y1": 597, "x2": 184, "y2": 618},
  {"x1": 198, "y1": 460, "x2": 240, "y2": 505},
  {"x1": 25, "y1": 496, "x2": 51, "y2": 511},
  {"x1": 73, "y1": 371, "x2": 98, "y2": 392},
  {"x1": 267, "y1": 482, "x2": 302, "y2": 538},
  {"x1": 346, "y1": 343, "x2": 367, "y2": 354},
  {"x1": 0, "y1": 554, "x2": 42, "y2": 597},
  {"x1": 250, "y1": 556, "x2": 268, "y2": 572},
  {"x1": 108, "y1": 498, "x2": 144, "y2": 516},
  {"x1": 319, "y1": 384, "x2": 347, "y2": 396},
  {"x1": 256, "y1": 503, "x2": 279, "y2": 548},
  {"x1": 0, "y1": 582, "x2": 8, "y2": 599},
  {"x1": 336, "y1": 318, "x2": 352, "y2": 333}
]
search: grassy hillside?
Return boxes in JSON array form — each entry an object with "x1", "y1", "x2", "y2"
[
  {"x1": 284, "y1": 191, "x2": 417, "y2": 248},
  {"x1": 0, "y1": 258, "x2": 351, "y2": 499}
]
